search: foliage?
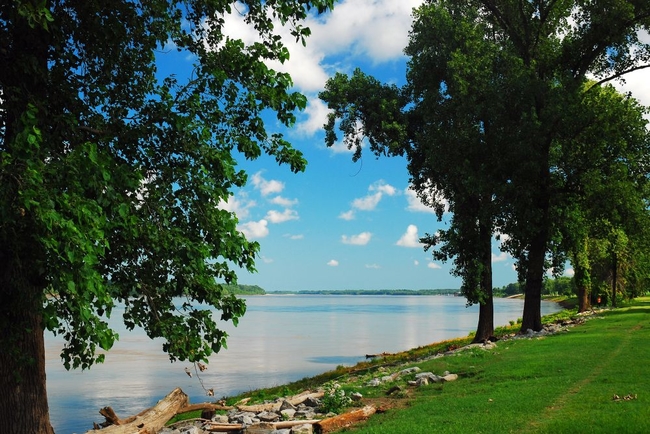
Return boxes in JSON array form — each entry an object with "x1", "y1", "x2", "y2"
[
  {"x1": 320, "y1": 382, "x2": 353, "y2": 414},
  {"x1": 320, "y1": 0, "x2": 650, "y2": 334},
  {"x1": 222, "y1": 284, "x2": 266, "y2": 295}
]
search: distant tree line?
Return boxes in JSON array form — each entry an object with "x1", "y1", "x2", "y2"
[
  {"x1": 271, "y1": 289, "x2": 460, "y2": 296},
  {"x1": 223, "y1": 284, "x2": 266, "y2": 295}
]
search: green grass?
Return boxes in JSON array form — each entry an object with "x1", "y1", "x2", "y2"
[
  {"x1": 339, "y1": 299, "x2": 650, "y2": 433},
  {"x1": 168, "y1": 298, "x2": 650, "y2": 432}
]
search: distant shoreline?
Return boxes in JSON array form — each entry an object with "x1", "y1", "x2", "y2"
[{"x1": 265, "y1": 289, "x2": 461, "y2": 296}]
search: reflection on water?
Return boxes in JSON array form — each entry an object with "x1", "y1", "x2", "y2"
[{"x1": 46, "y1": 295, "x2": 560, "y2": 433}]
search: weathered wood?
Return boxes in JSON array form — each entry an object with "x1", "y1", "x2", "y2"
[
  {"x1": 272, "y1": 419, "x2": 320, "y2": 429},
  {"x1": 98, "y1": 407, "x2": 123, "y2": 426},
  {"x1": 85, "y1": 388, "x2": 188, "y2": 434},
  {"x1": 204, "y1": 422, "x2": 244, "y2": 432},
  {"x1": 315, "y1": 405, "x2": 376, "y2": 433},
  {"x1": 176, "y1": 403, "x2": 233, "y2": 414},
  {"x1": 236, "y1": 391, "x2": 324, "y2": 413}
]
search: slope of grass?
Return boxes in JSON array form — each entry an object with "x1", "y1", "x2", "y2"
[{"x1": 340, "y1": 300, "x2": 650, "y2": 433}]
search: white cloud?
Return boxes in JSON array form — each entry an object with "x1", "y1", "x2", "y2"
[
  {"x1": 338, "y1": 210, "x2": 355, "y2": 220},
  {"x1": 350, "y1": 180, "x2": 398, "y2": 212},
  {"x1": 370, "y1": 180, "x2": 397, "y2": 196},
  {"x1": 218, "y1": 194, "x2": 256, "y2": 220},
  {"x1": 261, "y1": 256, "x2": 274, "y2": 264},
  {"x1": 405, "y1": 187, "x2": 436, "y2": 214},
  {"x1": 251, "y1": 172, "x2": 284, "y2": 196},
  {"x1": 564, "y1": 268, "x2": 575, "y2": 277},
  {"x1": 297, "y1": 99, "x2": 331, "y2": 135},
  {"x1": 427, "y1": 261, "x2": 442, "y2": 269},
  {"x1": 270, "y1": 196, "x2": 298, "y2": 207},
  {"x1": 341, "y1": 231, "x2": 372, "y2": 245},
  {"x1": 492, "y1": 252, "x2": 509, "y2": 263},
  {"x1": 284, "y1": 233, "x2": 304, "y2": 240},
  {"x1": 365, "y1": 264, "x2": 380, "y2": 269},
  {"x1": 265, "y1": 209, "x2": 299, "y2": 224},
  {"x1": 414, "y1": 260, "x2": 420, "y2": 266},
  {"x1": 327, "y1": 259, "x2": 339, "y2": 267},
  {"x1": 352, "y1": 192, "x2": 383, "y2": 211},
  {"x1": 238, "y1": 219, "x2": 269, "y2": 239},
  {"x1": 396, "y1": 224, "x2": 422, "y2": 248}
]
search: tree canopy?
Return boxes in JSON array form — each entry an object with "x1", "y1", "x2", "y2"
[
  {"x1": 320, "y1": 0, "x2": 650, "y2": 336},
  {"x1": 0, "y1": 1, "x2": 333, "y2": 432}
]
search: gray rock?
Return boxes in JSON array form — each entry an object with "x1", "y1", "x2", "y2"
[
  {"x1": 399, "y1": 367, "x2": 421, "y2": 376},
  {"x1": 258, "y1": 411, "x2": 281, "y2": 422},
  {"x1": 367, "y1": 378, "x2": 382, "y2": 387},
  {"x1": 302, "y1": 396, "x2": 321, "y2": 408},
  {"x1": 279, "y1": 400, "x2": 297, "y2": 411},
  {"x1": 280, "y1": 408, "x2": 296, "y2": 419},
  {"x1": 350, "y1": 392, "x2": 363, "y2": 401},
  {"x1": 271, "y1": 430, "x2": 291, "y2": 434},
  {"x1": 212, "y1": 415, "x2": 229, "y2": 424},
  {"x1": 291, "y1": 423, "x2": 313, "y2": 434}
]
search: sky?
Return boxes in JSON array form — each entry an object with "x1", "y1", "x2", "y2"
[{"x1": 157, "y1": 1, "x2": 650, "y2": 292}]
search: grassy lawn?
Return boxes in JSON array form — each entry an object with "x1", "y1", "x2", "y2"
[{"x1": 338, "y1": 299, "x2": 650, "y2": 433}]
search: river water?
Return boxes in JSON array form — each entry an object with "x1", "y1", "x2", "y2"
[{"x1": 45, "y1": 294, "x2": 561, "y2": 433}]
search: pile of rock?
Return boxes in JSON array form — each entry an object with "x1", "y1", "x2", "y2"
[{"x1": 160, "y1": 392, "x2": 329, "y2": 434}]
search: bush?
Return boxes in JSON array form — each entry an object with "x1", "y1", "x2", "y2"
[{"x1": 320, "y1": 382, "x2": 352, "y2": 414}]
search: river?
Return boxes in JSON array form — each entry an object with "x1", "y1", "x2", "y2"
[{"x1": 45, "y1": 294, "x2": 561, "y2": 433}]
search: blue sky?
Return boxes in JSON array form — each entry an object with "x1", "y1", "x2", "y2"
[{"x1": 157, "y1": 1, "x2": 650, "y2": 292}]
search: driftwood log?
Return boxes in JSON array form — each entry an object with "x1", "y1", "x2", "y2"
[
  {"x1": 315, "y1": 405, "x2": 376, "y2": 433},
  {"x1": 236, "y1": 390, "x2": 324, "y2": 413},
  {"x1": 86, "y1": 388, "x2": 188, "y2": 434}
]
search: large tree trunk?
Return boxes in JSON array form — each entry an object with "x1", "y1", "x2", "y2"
[
  {"x1": 473, "y1": 218, "x2": 494, "y2": 343},
  {"x1": 0, "y1": 293, "x2": 54, "y2": 434},
  {"x1": 521, "y1": 232, "x2": 546, "y2": 332},
  {"x1": 574, "y1": 262, "x2": 591, "y2": 313},
  {"x1": 611, "y1": 251, "x2": 618, "y2": 308}
]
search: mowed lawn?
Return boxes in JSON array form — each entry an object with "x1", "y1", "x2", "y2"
[{"x1": 340, "y1": 300, "x2": 650, "y2": 434}]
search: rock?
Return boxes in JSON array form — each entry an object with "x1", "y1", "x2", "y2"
[
  {"x1": 399, "y1": 367, "x2": 421, "y2": 376},
  {"x1": 442, "y1": 373, "x2": 458, "y2": 382},
  {"x1": 179, "y1": 426, "x2": 202, "y2": 434},
  {"x1": 415, "y1": 376, "x2": 428, "y2": 386},
  {"x1": 280, "y1": 408, "x2": 296, "y2": 419},
  {"x1": 415, "y1": 372, "x2": 444, "y2": 383},
  {"x1": 302, "y1": 397, "x2": 321, "y2": 408},
  {"x1": 367, "y1": 378, "x2": 381, "y2": 387},
  {"x1": 291, "y1": 423, "x2": 313, "y2": 434},
  {"x1": 271, "y1": 430, "x2": 291, "y2": 434},
  {"x1": 279, "y1": 400, "x2": 297, "y2": 411},
  {"x1": 258, "y1": 411, "x2": 281, "y2": 422},
  {"x1": 212, "y1": 414, "x2": 229, "y2": 424},
  {"x1": 245, "y1": 423, "x2": 276, "y2": 434},
  {"x1": 350, "y1": 392, "x2": 363, "y2": 401}
]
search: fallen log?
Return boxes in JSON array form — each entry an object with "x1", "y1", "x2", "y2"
[
  {"x1": 236, "y1": 391, "x2": 324, "y2": 412},
  {"x1": 85, "y1": 387, "x2": 189, "y2": 434},
  {"x1": 176, "y1": 402, "x2": 234, "y2": 414},
  {"x1": 203, "y1": 422, "x2": 244, "y2": 432},
  {"x1": 315, "y1": 405, "x2": 376, "y2": 433}
]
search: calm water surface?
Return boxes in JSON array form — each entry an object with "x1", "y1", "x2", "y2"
[{"x1": 45, "y1": 295, "x2": 561, "y2": 433}]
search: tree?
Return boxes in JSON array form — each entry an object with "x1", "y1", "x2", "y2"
[
  {"x1": 557, "y1": 83, "x2": 650, "y2": 312},
  {"x1": 322, "y1": 0, "x2": 650, "y2": 337},
  {"x1": 469, "y1": 0, "x2": 650, "y2": 332},
  {"x1": 0, "y1": 1, "x2": 334, "y2": 432},
  {"x1": 320, "y1": 1, "x2": 514, "y2": 342}
]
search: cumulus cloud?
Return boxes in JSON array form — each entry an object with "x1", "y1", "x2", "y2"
[
  {"x1": 427, "y1": 261, "x2": 442, "y2": 269},
  {"x1": 265, "y1": 209, "x2": 299, "y2": 224},
  {"x1": 296, "y1": 99, "x2": 331, "y2": 135},
  {"x1": 338, "y1": 210, "x2": 355, "y2": 220},
  {"x1": 352, "y1": 192, "x2": 383, "y2": 211},
  {"x1": 251, "y1": 172, "x2": 284, "y2": 196},
  {"x1": 396, "y1": 224, "x2": 422, "y2": 248},
  {"x1": 342, "y1": 231, "x2": 372, "y2": 245},
  {"x1": 270, "y1": 196, "x2": 298, "y2": 207},
  {"x1": 348, "y1": 180, "x2": 398, "y2": 213},
  {"x1": 564, "y1": 268, "x2": 575, "y2": 277},
  {"x1": 327, "y1": 259, "x2": 339, "y2": 267},
  {"x1": 405, "y1": 186, "x2": 449, "y2": 214},
  {"x1": 284, "y1": 233, "x2": 304, "y2": 240},
  {"x1": 218, "y1": 194, "x2": 256, "y2": 220},
  {"x1": 492, "y1": 252, "x2": 509, "y2": 263},
  {"x1": 238, "y1": 219, "x2": 269, "y2": 239}
]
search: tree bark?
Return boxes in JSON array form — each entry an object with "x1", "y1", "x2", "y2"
[
  {"x1": 611, "y1": 251, "x2": 618, "y2": 308},
  {"x1": 521, "y1": 231, "x2": 546, "y2": 332},
  {"x1": 0, "y1": 296, "x2": 54, "y2": 434},
  {"x1": 473, "y1": 218, "x2": 494, "y2": 343}
]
